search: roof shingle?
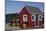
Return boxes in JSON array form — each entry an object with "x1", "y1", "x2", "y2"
[{"x1": 25, "y1": 6, "x2": 43, "y2": 15}]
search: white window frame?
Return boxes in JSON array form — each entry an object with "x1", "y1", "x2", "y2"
[
  {"x1": 31, "y1": 15, "x2": 36, "y2": 21},
  {"x1": 23, "y1": 15, "x2": 27, "y2": 21},
  {"x1": 38, "y1": 15, "x2": 42, "y2": 21}
]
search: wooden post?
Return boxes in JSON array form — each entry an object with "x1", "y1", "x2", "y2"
[{"x1": 12, "y1": 18, "x2": 15, "y2": 26}]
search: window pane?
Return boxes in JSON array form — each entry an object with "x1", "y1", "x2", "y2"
[
  {"x1": 40, "y1": 16, "x2": 41, "y2": 19},
  {"x1": 32, "y1": 16, "x2": 34, "y2": 20},
  {"x1": 24, "y1": 16, "x2": 26, "y2": 18}
]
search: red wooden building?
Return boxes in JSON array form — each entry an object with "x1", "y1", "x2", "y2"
[{"x1": 19, "y1": 6, "x2": 44, "y2": 28}]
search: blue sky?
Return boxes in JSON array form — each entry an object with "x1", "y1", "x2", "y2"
[{"x1": 5, "y1": 0, "x2": 44, "y2": 14}]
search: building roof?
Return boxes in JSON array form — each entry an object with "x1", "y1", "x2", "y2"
[{"x1": 25, "y1": 6, "x2": 43, "y2": 15}]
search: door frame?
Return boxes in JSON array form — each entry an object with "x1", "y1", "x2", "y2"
[{"x1": 35, "y1": 15, "x2": 39, "y2": 27}]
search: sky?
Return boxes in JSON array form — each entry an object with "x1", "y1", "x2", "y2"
[{"x1": 5, "y1": 0, "x2": 44, "y2": 14}]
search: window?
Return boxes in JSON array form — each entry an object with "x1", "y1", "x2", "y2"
[
  {"x1": 32, "y1": 16, "x2": 34, "y2": 20},
  {"x1": 31, "y1": 15, "x2": 36, "y2": 21},
  {"x1": 24, "y1": 16, "x2": 27, "y2": 20},
  {"x1": 23, "y1": 15, "x2": 27, "y2": 21},
  {"x1": 38, "y1": 15, "x2": 42, "y2": 21},
  {"x1": 39, "y1": 16, "x2": 41, "y2": 19}
]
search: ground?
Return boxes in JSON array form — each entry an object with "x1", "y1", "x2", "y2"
[
  {"x1": 5, "y1": 23, "x2": 44, "y2": 31},
  {"x1": 5, "y1": 23, "x2": 21, "y2": 30}
]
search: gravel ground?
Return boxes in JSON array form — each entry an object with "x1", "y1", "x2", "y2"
[
  {"x1": 5, "y1": 23, "x2": 21, "y2": 30},
  {"x1": 5, "y1": 23, "x2": 44, "y2": 31}
]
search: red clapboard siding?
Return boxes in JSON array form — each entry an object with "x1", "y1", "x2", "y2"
[{"x1": 19, "y1": 7, "x2": 34, "y2": 28}]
